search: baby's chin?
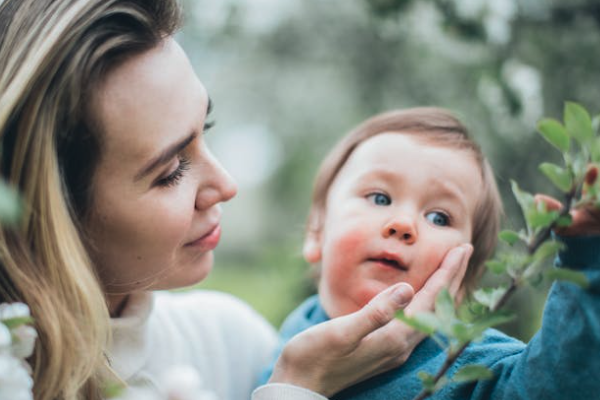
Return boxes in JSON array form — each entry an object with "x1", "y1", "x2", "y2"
[
  {"x1": 321, "y1": 288, "x2": 379, "y2": 318},
  {"x1": 321, "y1": 279, "x2": 427, "y2": 319},
  {"x1": 321, "y1": 300, "x2": 360, "y2": 319}
]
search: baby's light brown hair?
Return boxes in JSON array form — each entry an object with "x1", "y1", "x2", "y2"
[{"x1": 306, "y1": 107, "x2": 503, "y2": 292}]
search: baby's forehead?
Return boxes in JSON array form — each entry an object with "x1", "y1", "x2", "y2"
[
  {"x1": 332, "y1": 132, "x2": 484, "y2": 210},
  {"x1": 348, "y1": 132, "x2": 480, "y2": 170}
]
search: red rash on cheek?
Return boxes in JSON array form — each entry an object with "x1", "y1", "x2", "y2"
[
  {"x1": 336, "y1": 230, "x2": 366, "y2": 253},
  {"x1": 321, "y1": 228, "x2": 375, "y2": 315}
]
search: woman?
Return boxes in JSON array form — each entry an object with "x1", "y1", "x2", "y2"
[{"x1": 0, "y1": 1, "x2": 469, "y2": 399}]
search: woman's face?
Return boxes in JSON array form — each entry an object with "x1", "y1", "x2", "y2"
[{"x1": 85, "y1": 39, "x2": 237, "y2": 310}]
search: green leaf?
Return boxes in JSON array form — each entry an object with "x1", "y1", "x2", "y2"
[
  {"x1": 537, "y1": 118, "x2": 570, "y2": 152},
  {"x1": 466, "y1": 300, "x2": 488, "y2": 317},
  {"x1": 485, "y1": 260, "x2": 507, "y2": 274},
  {"x1": 1, "y1": 316, "x2": 34, "y2": 329},
  {"x1": 511, "y1": 180, "x2": 534, "y2": 213},
  {"x1": 572, "y1": 153, "x2": 588, "y2": 180},
  {"x1": 546, "y1": 268, "x2": 590, "y2": 289},
  {"x1": 539, "y1": 163, "x2": 573, "y2": 192},
  {"x1": 473, "y1": 286, "x2": 507, "y2": 309},
  {"x1": 418, "y1": 371, "x2": 436, "y2": 391},
  {"x1": 452, "y1": 365, "x2": 493, "y2": 383},
  {"x1": 103, "y1": 382, "x2": 126, "y2": 398},
  {"x1": 527, "y1": 209, "x2": 559, "y2": 230},
  {"x1": 532, "y1": 240, "x2": 564, "y2": 263},
  {"x1": 592, "y1": 114, "x2": 600, "y2": 137},
  {"x1": 451, "y1": 321, "x2": 475, "y2": 343},
  {"x1": 0, "y1": 180, "x2": 21, "y2": 226},
  {"x1": 498, "y1": 230, "x2": 520, "y2": 246},
  {"x1": 556, "y1": 215, "x2": 573, "y2": 228},
  {"x1": 470, "y1": 310, "x2": 515, "y2": 337},
  {"x1": 396, "y1": 310, "x2": 439, "y2": 335},
  {"x1": 435, "y1": 288, "x2": 456, "y2": 323},
  {"x1": 526, "y1": 271, "x2": 545, "y2": 288},
  {"x1": 505, "y1": 253, "x2": 530, "y2": 279},
  {"x1": 564, "y1": 102, "x2": 593, "y2": 145},
  {"x1": 591, "y1": 137, "x2": 600, "y2": 163}
]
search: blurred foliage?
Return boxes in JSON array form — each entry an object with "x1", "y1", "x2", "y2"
[{"x1": 182, "y1": 0, "x2": 600, "y2": 336}]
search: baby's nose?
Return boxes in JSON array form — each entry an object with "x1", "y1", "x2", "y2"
[{"x1": 382, "y1": 217, "x2": 417, "y2": 244}]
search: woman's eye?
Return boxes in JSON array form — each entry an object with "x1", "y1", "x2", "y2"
[
  {"x1": 368, "y1": 193, "x2": 391, "y2": 206},
  {"x1": 426, "y1": 211, "x2": 450, "y2": 227},
  {"x1": 156, "y1": 156, "x2": 191, "y2": 188}
]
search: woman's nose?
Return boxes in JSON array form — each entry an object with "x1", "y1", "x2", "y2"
[
  {"x1": 382, "y1": 216, "x2": 417, "y2": 244},
  {"x1": 195, "y1": 151, "x2": 238, "y2": 211}
]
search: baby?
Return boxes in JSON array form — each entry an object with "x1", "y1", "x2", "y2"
[{"x1": 262, "y1": 107, "x2": 600, "y2": 399}]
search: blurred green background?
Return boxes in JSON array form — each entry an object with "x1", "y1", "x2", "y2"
[{"x1": 179, "y1": 0, "x2": 600, "y2": 341}]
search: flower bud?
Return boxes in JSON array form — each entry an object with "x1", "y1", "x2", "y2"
[{"x1": 585, "y1": 166, "x2": 598, "y2": 186}]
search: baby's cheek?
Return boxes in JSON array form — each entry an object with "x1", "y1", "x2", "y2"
[
  {"x1": 325, "y1": 231, "x2": 366, "y2": 279},
  {"x1": 321, "y1": 229, "x2": 371, "y2": 315},
  {"x1": 334, "y1": 229, "x2": 367, "y2": 254},
  {"x1": 410, "y1": 247, "x2": 451, "y2": 291}
]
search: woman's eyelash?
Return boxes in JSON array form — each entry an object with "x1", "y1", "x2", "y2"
[
  {"x1": 156, "y1": 156, "x2": 191, "y2": 187},
  {"x1": 204, "y1": 120, "x2": 215, "y2": 131},
  {"x1": 204, "y1": 98, "x2": 215, "y2": 132}
]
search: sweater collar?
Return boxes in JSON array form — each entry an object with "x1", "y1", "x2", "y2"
[{"x1": 108, "y1": 291, "x2": 154, "y2": 381}]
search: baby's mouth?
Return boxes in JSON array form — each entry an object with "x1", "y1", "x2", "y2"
[{"x1": 368, "y1": 257, "x2": 409, "y2": 271}]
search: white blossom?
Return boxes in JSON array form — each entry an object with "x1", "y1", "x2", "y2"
[
  {"x1": 0, "y1": 354, "x2": 34, "y2": 400},
  {"x1": 502, "y1": 60, "x2": 544, "y2": 127},
  {"x1": 484, "y1": 0, "x2": 517, "y2": 45},
  {"x1": 0, "y1": 302, "x2": 36, "y2": 400},
  {"x1": 484, "y1": 14, "x2": 512, "y2": 45},
  {"x1": 488, "y1": 0, "x2": 517, "y2": 20},
  {"x1": 454, "y1": 0, "x2": 486, "y2": 20},
  {"x1": 0, "y1": 302, "x2": 31, "y2": 320},
  {"x1": 10, "y1": 325, "x2": 37, "y2": 359},
  {"x1": 0, "y1": 323, "x2": 11, "y2": 350}
]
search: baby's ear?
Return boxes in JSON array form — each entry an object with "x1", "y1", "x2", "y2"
[{"x1": 303, "y1": 232, "x2": 322, "y2": 263}]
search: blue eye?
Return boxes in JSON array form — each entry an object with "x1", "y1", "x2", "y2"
[
  {"x1": 368, "y1": 193, "x2": 391, "y2": 206},
  {"x1": 426, "y1": 211, "x2": 450, "y2": 226}
]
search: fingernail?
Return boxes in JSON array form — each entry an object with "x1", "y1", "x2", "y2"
[
  {"x1": 450, "y1": 246, "x2": 466, "y2": 261},
  {"x1": 392, "y1": 283, "x2": 413, "y2": 307},
  {"x1": 461, "y1": 244, "x2": 473, "y2": 257}
]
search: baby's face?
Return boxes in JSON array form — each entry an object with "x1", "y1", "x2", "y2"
[{"x1": 307, "y1": 133, "x2": 482, "y2": 318}]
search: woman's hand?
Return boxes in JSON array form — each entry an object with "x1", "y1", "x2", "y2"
[
  {"x1": 535, "y1": 194, "x2": 600, "y2": 236},
  {"x1": 269, "y1": 244, "x2": 473, "y2": 397}
]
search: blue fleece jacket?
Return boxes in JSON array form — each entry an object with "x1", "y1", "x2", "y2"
[{"x1": 261, "y1": 235, "x2": 600, "y2": 399}]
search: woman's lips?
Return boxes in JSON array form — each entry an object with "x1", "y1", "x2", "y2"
[{"x1": 185, "y1": 225, "x2": 221, "y2": 251}]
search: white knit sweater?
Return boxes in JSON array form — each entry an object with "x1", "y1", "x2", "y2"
[{"x1": 109, "y1": 290, "x2": 326, "y2": 400}]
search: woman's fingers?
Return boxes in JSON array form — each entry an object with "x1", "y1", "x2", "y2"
[
  {"x1": 534, "y1": 194, "x2": 563, "y2": 211},
  {"x1": 535, "y1": 193, "x2": 600, "y2": 235},
  {"x1": 405, "y1": 244, "x2": 472, "y2": 316},
  {"x1": 334, "y1": 282, "x2": 415, "y2": 345}
]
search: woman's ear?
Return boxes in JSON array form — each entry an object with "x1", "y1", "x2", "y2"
[{"x1": 303, "y1": 232, "x2": 322, "y2": 263}]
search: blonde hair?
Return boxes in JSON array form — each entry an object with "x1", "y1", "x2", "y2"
[
  {"x1": 0, "y1": 1, "x2": 182, "y2": 399},
  {"x1": 307, "y1": 108, "x2": 503, "y2": 292}
]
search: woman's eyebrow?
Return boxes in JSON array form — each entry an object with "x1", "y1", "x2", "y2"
[
  {"x1": 134, "y1": 131, "x2": 198, "y2": 182},
  {"x1": 134, "y1": 97, "x2": 212, "y2": 182}
]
